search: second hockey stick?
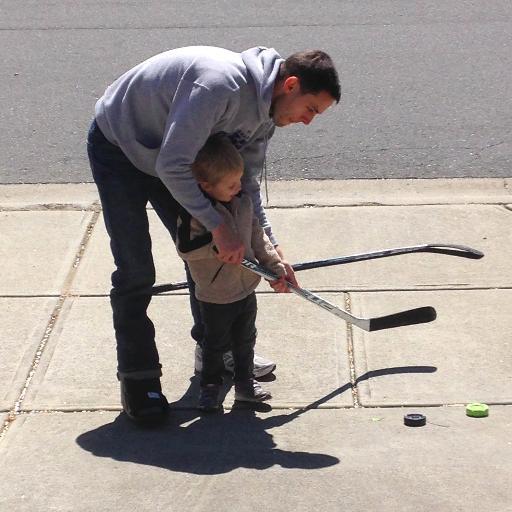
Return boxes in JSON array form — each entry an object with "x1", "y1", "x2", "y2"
[{"x1": 152, "y1": 243, "x2": 483, "y2": 294}]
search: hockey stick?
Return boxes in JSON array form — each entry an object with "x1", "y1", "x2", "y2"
[
  {"x1": 241, "y1": 258, "x2": 436, "y2": 332},
  {"x1": 292, "y1": 243, "x2": 483, "y2": 271},
  {"x1": 152, "y1": 243, "x2": 483, "y2": 294}
]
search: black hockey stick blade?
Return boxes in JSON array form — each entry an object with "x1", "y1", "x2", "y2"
[
  {"x1": 368, "y1": 306, "x2": 437, "y2": 332},
  {"x1": 420, "y1": 244, "x2": 483, "y2": 259}
]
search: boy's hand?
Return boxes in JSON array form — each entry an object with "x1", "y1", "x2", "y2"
[
  {"x1": 268, "y1": 274, "x2": 290, "y2": 293},
  {"x1": 212, "y1": 222, "x2": 245, "y2": 264},
  {"x1": 268, "y1": 245, "x2": 299, "y2": 293}
]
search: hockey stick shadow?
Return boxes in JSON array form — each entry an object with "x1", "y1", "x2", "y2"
[
  {"x1": 354, "y1": 365, "x2": 438, "y2": 384},
  {"x1": 261, "y1": 365, "x2": 438, "y2": 428},
  {"x1": 75, "y1": 367, "x2": 435, "y2": 474}
]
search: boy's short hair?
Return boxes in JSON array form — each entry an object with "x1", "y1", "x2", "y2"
[
  {"x1": 280, "y1": 50, "x2": 341, "y2": 103},
  {"x1": 192, "y1": 134, "x2": 243, "y2": 185}
]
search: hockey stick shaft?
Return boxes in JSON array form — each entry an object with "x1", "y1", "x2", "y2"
[
  {"x1": 152, "y1": 243, "x2": 483, "y2": 294},
  {"x1": 293, "y1": 243, "x2": 483, "y2": 271},
  {"x1": 240, "y1": 259, "x2": 436, "y2": 332}
]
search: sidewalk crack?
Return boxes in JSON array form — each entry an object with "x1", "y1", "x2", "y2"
[
  {"x1": 345, "y1": 292, "x2": 360, "y2": 408},
  {"x1": 1, "y1": 210, "x2": 101, "y2": 442}
]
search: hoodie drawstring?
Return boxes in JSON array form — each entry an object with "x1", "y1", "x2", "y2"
[{"x1": 259, "y1": 133, "x2": 270, "y2": 206}]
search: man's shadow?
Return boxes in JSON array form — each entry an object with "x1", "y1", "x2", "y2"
[{"x1": 76, "y1": 365, "x2": 436, "y2": 475}]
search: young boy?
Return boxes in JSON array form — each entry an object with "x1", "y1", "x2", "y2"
[{"x1": 176, "y1": 135, "x2": 287, "y2": 411}]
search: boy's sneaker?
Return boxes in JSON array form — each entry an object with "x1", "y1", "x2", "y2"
[
  {"x1": 198, "y1": 384, "x2": 221, "y2": 412},
  {"x1": 194, "y1": 344, "x2": 276, "y2": 378},
  {"x1": 120, "y1": 377, "x2": 169, "y2": 424},
  {"x1": 234, "y1": 379, "x2": 272, "y2": 402}
]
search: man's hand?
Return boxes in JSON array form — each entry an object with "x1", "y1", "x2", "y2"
[
  {"x1": 269, "y1": 245, "x2": 299, "y2": 293},
  {"x1": 211, "y1": 222, "x2": 245, "y2": 264}
]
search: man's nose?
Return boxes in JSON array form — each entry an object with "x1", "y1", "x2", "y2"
[{"x1": 302, "y1": 113, "x2": 315, "y2": 125}]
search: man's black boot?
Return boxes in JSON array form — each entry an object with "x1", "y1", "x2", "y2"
[{"x1": 120, "y1": 377, "x2": 169, "y2": 425}]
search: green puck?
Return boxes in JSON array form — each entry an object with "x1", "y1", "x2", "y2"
[{"x1": 466, "y1": 403, "x2": 489, "y2": 418}]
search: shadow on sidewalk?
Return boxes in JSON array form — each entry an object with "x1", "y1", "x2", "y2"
[{"x1": 75, "y1": 365, "x2": 435, "y2": 475}]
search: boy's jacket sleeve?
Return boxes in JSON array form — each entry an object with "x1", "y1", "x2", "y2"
[{"x1": 250, "y1": 214, "x2": 286, "y2": 277}]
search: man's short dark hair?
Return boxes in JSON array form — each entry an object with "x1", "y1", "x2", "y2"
[{"x1": 280, "y1": 50, "x2": 341, "y2": 103}]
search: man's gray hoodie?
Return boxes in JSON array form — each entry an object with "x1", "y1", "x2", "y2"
[{"x1": 95, "y1": 46, "x2": 283, "y2": 244}]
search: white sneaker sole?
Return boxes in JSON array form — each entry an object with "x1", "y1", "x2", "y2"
[{"x1": 252, "y1": 363, "x2": 276, "y2": 379}]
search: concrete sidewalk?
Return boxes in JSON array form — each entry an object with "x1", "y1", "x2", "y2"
[{"x1": 1, "y1": 179, "x2": 511, "y2": 511}]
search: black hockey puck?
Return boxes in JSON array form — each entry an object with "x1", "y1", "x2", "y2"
[{"x1": 404, "y1": 413, "x2": 426, "y2": 427}]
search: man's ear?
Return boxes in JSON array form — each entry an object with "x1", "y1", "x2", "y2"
[{"x1": 283, "y1": 76, "x2": 300, "y2": 93}]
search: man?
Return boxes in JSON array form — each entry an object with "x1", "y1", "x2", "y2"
[{"x1": 87, "y1": 45, "x2": 341, "y2": 423}]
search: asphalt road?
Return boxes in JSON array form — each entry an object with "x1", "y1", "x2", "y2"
[{"x1": 1, "y1": 1, "x2": 511, "y2": 183}]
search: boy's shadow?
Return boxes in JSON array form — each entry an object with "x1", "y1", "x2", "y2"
[{"x1": 76, "y1": 365, "x2": 436, "y2": 475}]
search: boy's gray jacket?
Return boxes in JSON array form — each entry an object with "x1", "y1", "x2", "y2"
[
  {"x1": 95, "y1": 46, "x2": 283, "y2": 244},
  {"x1": 176, "y1": 193, "x2": 285, "y2": 304}
]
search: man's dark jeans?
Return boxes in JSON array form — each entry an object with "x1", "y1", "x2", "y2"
[
  {"x1": 199, "y1": 293, "x2": 257, "y2": 386},
  {"x1": 86, "y1": 119, "x2": 202, "y2": 378}
]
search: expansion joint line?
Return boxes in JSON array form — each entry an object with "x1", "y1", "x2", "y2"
[
  {"x1": 0, "y1": 210, "x2": 101, "y2": 441},
  {"x1": 345, "y1": 292, "x2": 360, "y2": 408}
]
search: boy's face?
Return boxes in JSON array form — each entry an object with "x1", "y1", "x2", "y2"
[{"x1": 200, "y1": 168, "x2": 243, "y2": 203}]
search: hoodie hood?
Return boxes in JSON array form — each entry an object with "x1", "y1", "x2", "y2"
[{"x1": 241, "y1": 47, "x2": 284, "y2": 119}]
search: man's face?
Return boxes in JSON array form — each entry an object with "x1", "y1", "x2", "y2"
[
  {"x1": 200, "y1": 168, "x2": 243, "y2": 203},
  {"x1": 271, "y1": 78, "x2": 335, "y2": 127}
]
